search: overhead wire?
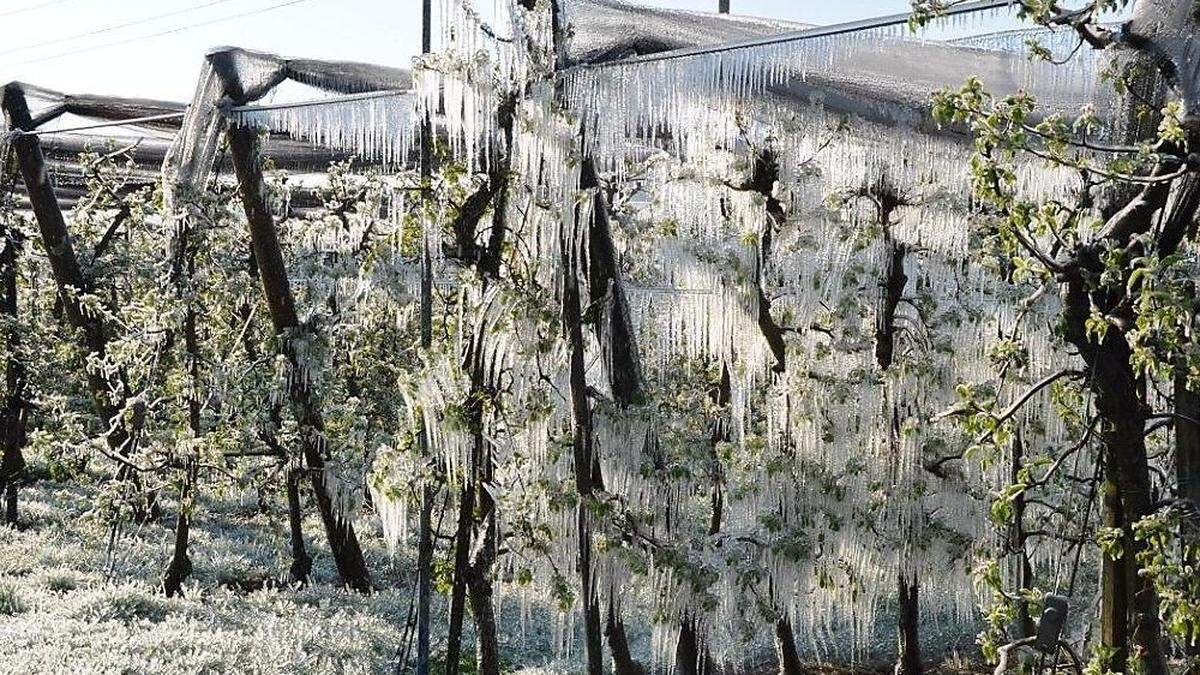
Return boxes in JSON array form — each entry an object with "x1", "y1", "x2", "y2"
[
  {"x1": 0, "y1": 0, "x2": 246, "y2": 57},
  {"x1": 0, "y1": 0, "x2": 73, "y2": 18},
  {"x1": 14, "y1": 0, "x2": 315, "y2": 66}
]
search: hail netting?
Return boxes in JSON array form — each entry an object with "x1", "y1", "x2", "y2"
[{"x1": 562, "y1": 4, "x2": 1108, "y2": 172}]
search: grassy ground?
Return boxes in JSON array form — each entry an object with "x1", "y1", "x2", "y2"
[{"x1": 0, "y1": 475, "x2": 986, "y2": 674}]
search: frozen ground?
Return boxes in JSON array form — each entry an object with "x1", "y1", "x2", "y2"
[{"x1": 0, "y1": 475, "x2": 983, "y2": 674}]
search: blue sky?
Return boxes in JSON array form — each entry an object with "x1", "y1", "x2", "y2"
[{"x1": 0, "y1": 0, "x2": 911, "y2": 102}]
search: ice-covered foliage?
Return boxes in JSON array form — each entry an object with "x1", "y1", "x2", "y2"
[
  {"x1": 339, "y1": 0, "x2": 1104, "y2": 666},
  {"x1": 6, "y1": 0, "x2": 1157, "y2": 671}
]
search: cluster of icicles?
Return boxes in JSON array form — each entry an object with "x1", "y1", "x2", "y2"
[{"x1": 160, "y1": 0, "x2": 1107, "y2": 665}]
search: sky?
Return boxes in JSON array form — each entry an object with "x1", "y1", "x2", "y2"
[{"x1": 0, "y1": 0, "x2": 912, "y2": 102}]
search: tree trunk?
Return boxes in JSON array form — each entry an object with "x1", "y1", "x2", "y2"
[
  {"x1": 1178, "y1": 371, "x2": 1200, "y2": 667},
  {"x1": 163, "y1": 226, "x2": 202, "y2": 596},
  {"x1": 1177, "y1": 370, "x2": 1200, "y2": 512},
  {"x1": 464, "y1": 363, "x2": 500, "y2": 675},
  {"x1": 445, "y1": 485, "x2": 474, "y2": 675},
  {"x1": 581, "y1": 159, "x2": 642, "y2": 405},
  {"x1": 466, "y1": 513, "x2": 501, "y2": 675},
  {"x1": 1061, "y1": 275, "x2": 1165, "y2": 675},
  {"x1": 606, "y1": 598, "x2": 642, "y2": 675},
  {"x1": 896, "y1": 574, "x2": 922, "y2": 675},
  {"x1": 774, "y1": 617, "x2": 802, "y2": 675},
  {"x1": 871, "y1": 212, "x2": 921, "y2": 675},
  {"x1": 564, "y1": 229, "x2": 605, "y2": 675},
  {"x1": 1011, "y1": 430, "x2": 1035, "y2": 639},
  {"x1": 0, "y1": 165, "x2": 26, "y2": 527},
  {"x1": 874, "y1": 239, "x2": 907, "y2": 371},
  {"x1": 285, "y1": 466, "x2": 313, "y2": 584},
  {"x1": 3, "y1": 83, "x2": 157, "y2": 521},
  {"x1": 226, "y1": 124, "x2": 371, "y2": 593},
  {"x1": 675, "y1": 618, "x2": 708, "y2": 675},
  {"x1": 162, "y1": 458, "x2": 195, "y2": 596},
  {"x1": 414, "y1": 480, "x2": 435, "y2": 675},
  {"x1": 579, "y1": 157, "x2": 645, "y2": 674}
]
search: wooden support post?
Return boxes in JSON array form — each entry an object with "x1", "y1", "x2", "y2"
[
  {"x1": 413, "y1": 0, "x2": 435, "y2": 669},
  {"x1": 226, "y1": 123, "x2": 372, "y2": 593}
]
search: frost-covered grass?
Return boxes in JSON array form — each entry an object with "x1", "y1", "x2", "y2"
[
  {"x1": 0, "y1": 478, "x2": 593, "y2": 674},
  {"x1": 0, "y1": 478, "x2": 983, "y2": 674}
]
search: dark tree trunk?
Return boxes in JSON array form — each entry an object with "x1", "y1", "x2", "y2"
[
  {"x1": 258, "y1": 407, "x2": 313, "y2": 585},
  {"x1": 478, "y1": 94, "x2": 516, "y2": 279},
  {"x1": 563, "y1": 224, "x2": 605, "y2": 675},
  {"x1": 1010, "y1": 430, "x2": 1035, "y2": 639},
  {"x1": 1178, "y1": 371, "x2": 1200, "y2": 667},
  {"x1": 578, "y1": 157, "x2": 645, "y2": 673},
  {"x1": 606, "y1": 597, "x2": 643, "y2": 675},
  {"x1": 870, "y1": 199, "x2": 920, "y2": 675},
  {"x1": 718, "y1": 0, "x2": 730, "y2": 13},
  {"x1": 162, "y1": 458, "x2": 195, "y2": 596},
  {"x1": 0, "y1": 162, "x2": 26, "y2": 527},
  {"x1": 1061, "y1": 274, "x2": 1165, "y2": 675},
  {"x1": 227, "y1": 124, "x2": 371, "y2": 593},
  {"x1": 464, "y1": 378, "x2": 500, "y2": 675},
  {"x1": 413, "y1": 1, "x2": 436, "y2": 666},
  {"x1": 466, "y1": 521, "x2": 501, "y2": 675},
  {"x1": 163, "y1": 223, "x2": 202, "y2": 596},
  {"x1": 774, "y1": 617, "x2": 802, "y2": 675},
  {"x1": 285, "y1": 466, "x2": 313, "y2": 584},
  {"x1": 3, "y1": 482, "x2": 15, "y2": 525},
  {"x1": 445, "y1": 485, "x2": 474, "y2": 675},
  {"x1": 874, "y1": 241, "x2": 907, "y2": 371},
  {"x1": 896, "y1": 574, "x2": 922, "y2": 675},
  {"x1": 675, "y1": 618, "x2": 709, "y2": 675},
  {"x1": 414, "y1": 480, "x2": 435, "y2": 675},
  {"x1": 709, "y1": 362, "x2": 730, "y2": 537},
  {"x1": 449, "y1": 101, "x2": 515, "y2": 673},
  {"x1": 3, "y1": 83, "x2": 157, "y2": 521},
  {"x1": 581, "y1": 159, "x2": 642, "y2": 405},
  {"x1": 1178, "y1": 370, "x2": 1200, "y2": 513}
]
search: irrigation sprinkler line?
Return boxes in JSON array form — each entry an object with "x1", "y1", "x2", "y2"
[
  {"x1": 227, "y1": 89, "x2": 410, "y2": 114},
  {"x1": 559, "y1": 0, "x2": 1014, "y2": 74}
]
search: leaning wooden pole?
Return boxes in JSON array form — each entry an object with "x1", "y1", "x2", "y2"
[
  {"x1": 2, "y1": 83, "x2": 157, "y2": 520},
  {"x1": 226, "y1": 124, "x2": 372, "y2": 593}
]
